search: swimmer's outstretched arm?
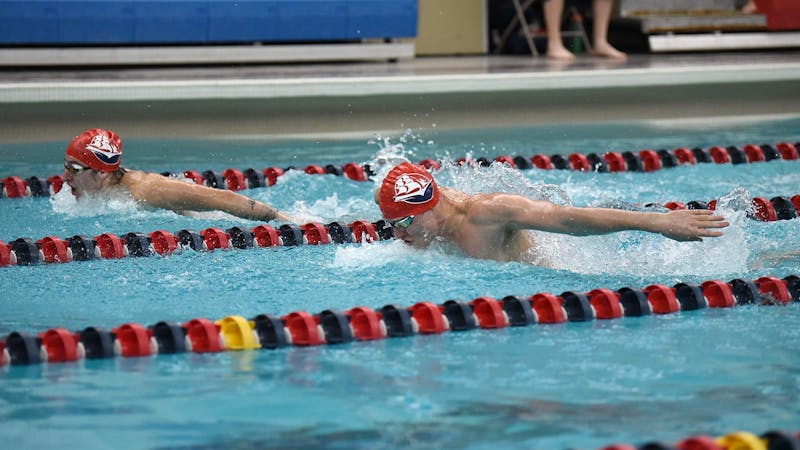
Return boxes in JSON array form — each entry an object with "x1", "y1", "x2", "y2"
[
  {"x1": 124, "y1": 172, "x2": 292, "y2": 222},
  {"x1": 470, "y1": 194, "x2": 729, "y2": 242}
]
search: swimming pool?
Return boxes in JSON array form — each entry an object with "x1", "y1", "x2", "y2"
[{"x1": 1, "y1": 115, "x2": 799, "y2": 449}]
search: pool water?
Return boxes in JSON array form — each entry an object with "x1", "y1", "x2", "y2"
[{"x1": 0, "y1": 115, "x2": 799, "y2": 449}]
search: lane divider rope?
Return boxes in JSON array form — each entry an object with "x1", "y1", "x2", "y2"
[
  {"x1": 599, "y1": 429, "x2": 800, "y2": 450},
  {"x1": 2, "y1": 192, "x2": 798, "y2": 269},
  {"x1": 658, "y1": 194, "x2": 800, "y2": 222},
  {"x1": 0, "y1": 220, "x2": 394, "y2": 268},
  {"x1": 1, "y1": 275, "x2": 797, "y2": 366},
  {"x1": 2, "y1": 141, "x2": 798, "y2": 199}
]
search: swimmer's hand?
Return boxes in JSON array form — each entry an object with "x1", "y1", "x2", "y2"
[{"x1": 657, "y1": 210, "x2": 729, "y2": 242}]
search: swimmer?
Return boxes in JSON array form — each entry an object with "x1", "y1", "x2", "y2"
[
  {"x1": 377, "y1": 162, "x2": 729, "y2": 262},
  {"x1": 63, "y1": 128, "x2": 292, "y2": 222}
]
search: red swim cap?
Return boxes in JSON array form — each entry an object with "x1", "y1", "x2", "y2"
[
  {"x1": 379, "y1": 162, "x2": 440, "y2": 220},
  {"x1": 66, "y1": 128, "x2": 123, "y2": 172}
]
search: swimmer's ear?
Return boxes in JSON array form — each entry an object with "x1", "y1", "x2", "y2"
[{"x1": 373, "y1": 188, "x2": 380, "y2": 205}]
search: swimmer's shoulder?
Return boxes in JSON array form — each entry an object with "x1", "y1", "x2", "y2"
[
  {"x1": 123, "y1": 169, "x2": 182, "y2": 187},
  {"x1": 119, "y1": 170, "x2": 176, "y2": 201},
  {"x1": 119, "y1": 168, "x2": 146, "y2": 184}
]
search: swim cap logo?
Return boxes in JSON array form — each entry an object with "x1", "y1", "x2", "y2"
[
  {"x1": 393, "y1": 173, "x2": 435, "y2": 204},
  {"x1": 86, "y1": 134, "x2": 121, "y2": 165}
]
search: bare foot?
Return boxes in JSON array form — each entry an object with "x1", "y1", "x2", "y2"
[
  {"x1": 546, "y1": 44, "x2": 576, "y2": 61},
  {"x1": 591, "y1": 42, "x2": 627, "y2": 59},
  {"x1": 741, "y1": 0, "x2": 758, "y2": 13}
]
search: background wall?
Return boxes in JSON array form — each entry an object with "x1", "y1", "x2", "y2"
[{"x1": 415, "y1": 0, "x2": 487, "y2": 55}]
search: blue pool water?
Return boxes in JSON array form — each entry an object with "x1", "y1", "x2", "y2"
[{"x1": 0, "y1": 115, "x2": 799, "y2": 449}]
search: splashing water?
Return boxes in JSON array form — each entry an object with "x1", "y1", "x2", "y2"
[
  {"x1": 366, "y1": 131, "x2": 420, "y2": 183},
  {"x1": 534, "y1": 188, "x2": 753, "y2": 276},
  {"x1": 365, "y1": 132, "x2": 571, "y2": 206},
  {"x1": 333, "y1": 239, "x2": 421, "y2": 269},
  {"x1": 290, "y1": 192, "x2": 377, "y2": 224},
  {"x1": 332, "y1": 238, "x2": 464, "y2": 269},
  {"x1": 433, "y1": 159, "x2": 571, "y2": 205},
  {"x1": 51, "y1": 186, "x2": 143, "y2": 217}
]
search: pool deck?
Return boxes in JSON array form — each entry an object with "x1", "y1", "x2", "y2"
[{"x1": 1, "y1": 50, "x2": 800, "y2": 142}]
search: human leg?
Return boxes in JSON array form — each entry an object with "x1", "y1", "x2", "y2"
[
  {"x1": 591, "y1": 0, "x2": 626, "y2": 58},
  {"x1": 543, "y1": 0, "x2": 575, "y2": 60}
]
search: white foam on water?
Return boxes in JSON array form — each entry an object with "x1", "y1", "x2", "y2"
[
  {"x1": 332, "y1": 239, "x2": 416, "y2": 269},
  {"x1": 51, "y1": 186, "x2": 144, "y2": 217},
  {"x1": 288, "y1": 192, "x2": 377, "y2": 224},
  {"x1": 535, "y1": 189, "x2": 754, "y2": 276},
  {"x1": 332, "y1": 238, "x2": 461, "y2": 269},
  {"x1": 364, "y1": 132, "x2": 420, "y2": 182},
  {"x1": 433, "y1": 159, "x2": 571, "y2": 205}
]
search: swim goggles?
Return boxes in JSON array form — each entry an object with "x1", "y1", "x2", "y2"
[
  {"x1": 389, "y1": 215, "x2": 415, "y2": 229},
  {"x1": 64, "y1": 160, "x2": 90, "y2": 175}
]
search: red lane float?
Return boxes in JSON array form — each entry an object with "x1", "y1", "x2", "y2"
[
  {"x1": 40, "y1": 328, "x2": 80, "y2": 363},
  {"x1": 112, "y1": 323, "x2": 153, "y2": 357},
  {"x1": 700, "y1": 280, "x2": 737, "y2": 308},
  {"x1": 470, "y1": 297, "x2": 509, "y2": 329},
  {"x1": 751, "y1": 197, "x2": 778, "y2": 221},
  {"x1": 201, "y1": 227, "x2": 231, "y2": 250},
  {"x1": 47, "y1": 175, "x2": 64, "y2": 194},
  {"x1": 304, "y1": 165, "x2": 326, "y2": 175},
  {"x1": 182, "y1": 170, "x2": 204, "y2": 185},
  {"x1": 532, "y1": 154, "x2": 554, "y2": 170},
  {"x1": 95, "y1": 233, "x2": 127, "y2": 259},
  {"x1": 300, "y1": 223, "x2": 331, "y2": 245},
  {"x1": 777, "y1": 142, "x2": 799, "y2": 160},
  {"x1": 743, "y1": 144, "x2": 765, "y2": 163},
  {"x1": 643, "y1": 284, "x2": 680, "y2": 314},
  {"x1": 603, "y1": 152, "x2": 627, "y2": 172},
  {"x1": 184, "y1": 318, "x2": 224, "y2": 353},
  {"x1": 755, "y1": 276, "x2": 792, "y2": 304},
  {"x1": 673, "y1": 147, "x2": 696, "y2": 165},
  {"x1": 283, "y1": 312, "x2": 324, "y2": 346},
  {"x1": 665, "y1": 201, "x2": 687, "y2": 210},
  {"x1": 531, "y1": 293, "x2": 567, "y2": 324},
  {"x1": 253, "y1": 225, "x2": 281, "y2": 247},
  {"x1": 37, "y1": 236, "x2": 72, "y2": 263},
  {"x1": 222, "y1": 169, "x2": 247, "y2": 191},
  {"x1": 346, "y1": 307, "x2": 386, "y2": 341},
  {"x1": 350, "y1": 220, "x2": 379, "y2": 243},
  {"x1": 263, "y1": 167, "x2": 283, "y2": 186},
  {"x1": 569, "y1": 153, "x2": 591, "y2": 171},
  {"x1": 639, "y1": 150, "x2": 662, "y2": 172},
  {"x1": 587, "y1": 289, "x2": 624, "y2": 319},
  {"x1": 343, "y1": 163, "x2": 367, "y2": 181},
  {"x1": 411, "y1": 302, "x2": 449, "y2": 334},
  {"x1": 495, "y1": 155, "x2": 516, "y2": 167},
  {"x1": 709, "y1": 146, "x2": 731, "y2": 163},
  {"x1": 418, "y1": 159, "x2": 441, "y2": 171},
  {"x1": 2, "y1": 176, "x2": 30, "y2": 198},
  {"x1": 149, "y1": 230, "x2": 180, "y2": 255}
]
